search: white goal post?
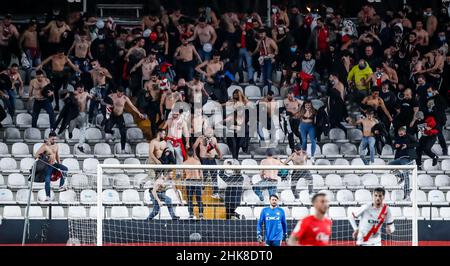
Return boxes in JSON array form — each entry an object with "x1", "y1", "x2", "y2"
[{"x1": 87, "y1": 164, "x2": 419, "y2": 246}]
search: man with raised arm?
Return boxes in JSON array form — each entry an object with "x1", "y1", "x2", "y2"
[
  {"x1": 104, "y1": 87, "x2": 145, "y2": 152},
  {"x1": 36, "y1": 47, "x2": 80, "y2": 111}
]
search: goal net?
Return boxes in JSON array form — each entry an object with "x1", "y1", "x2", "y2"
[{"x1": 67, "y1": 164, "x2": 418, "y2": 246}]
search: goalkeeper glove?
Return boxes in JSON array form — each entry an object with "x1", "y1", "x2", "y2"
[{"x1": 257, "y1": 234, "x2": 263, "y2": 243}]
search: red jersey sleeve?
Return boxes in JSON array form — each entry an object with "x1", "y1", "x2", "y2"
[{"x1": 292, "y1": 217, "x2": 310, "y2": 242}]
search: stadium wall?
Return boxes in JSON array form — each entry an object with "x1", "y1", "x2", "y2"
[{"x1": 1, "y1": 220, "x2": 450, "y2": 245}]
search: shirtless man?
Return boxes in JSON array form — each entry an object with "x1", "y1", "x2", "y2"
[
  {"x1": 147, "y1": 173, "x2": 180, "y2": 220},
  {"x1": 183, "y1": 149, "x2": 204, "y2": 219},
  {"x1": 131, "y1": 52, "x2": 159, "y2": 86},
  {"x1": 193, "y1": 127, "x2": 222, "y2": 199},
  {"x1": 19, "y1": 20, "x2": 41, "y2": 73},
  {"x1": 254, "y1": 28, "x2": 278, "y2": 93},
  {"x1": 284, "y1": 144, "x2": 312, "y2": 198},
  {"x1": 88, "y1": 59, "x2": 112, "y2": 123},
  {"x1": 424, "y1": 7, "x2": 438, "y2": 38},
  {"x1": 412, "y1": 20, "x2": 429, "y2": 48},
  {"x1": 160, "y1": 82, "x2": 182, "y2": 121},
  {"x1": 169, "y1": 8, "x2": 184, "y2": 28},
  {"x1": 104, "y1": 87, "x2": 145, "y2": 151},
  {"x1": 149, "y1": 129, "x2": 168, "y2": 164},
  {"x1": 191, "y1": 17, "x2": 217, "y2": 60},
  {"x1": 37, "y1": 47, "x2": 80, "y2": 111},
  {"x1": 40, "y1": 15, "x2": 71, "y2": 56},
  {"x1": 29, "y1": 70, "x2": 55, "y2": 129},
  {"x1": 258, "y1": 91, "x2": 279, "y2": 141},
  {"x1": 163, "y1": 110, "x2": 190, "y2": 165},
  {"x1": 370, "y1": 65, "x2": 390, "y2": 89},
  {"x1": 69, "y1": 83, "x2": 92, "y2": 152},
  {"x1": 362, "y1": 88, "x2": 393, "y2": 123},
  {"x1": 35, "y1": 132, "x2": 68, "y2": 201},
  {"x1": 0, "y1": 14, "x2": 19, "y2": 66},
  {"x1": 125, "y1": 37, "x2": 146, "y2": 62},
  {"x1": 0, "y1": 64, "x2": 23, "y2": 118},
  {"x1": 195, "y1": 52, "x2": 223, "y2": 84},
  {"x1": 174, "y1": 35, "x2": 202, "y2": 81},
  {"x1": 253, "y1": 148, "x2": 282, "y2": 202},
  {"x1": 421, "y1": 49, "x2": 445, "y2": 81},
  {"x1": 68, "y1": 32, "x2": 92, "y2": 73},
  {"x1": 187, "y1": 74, "x2": 209, "y2": 107},
  {"x1": 347, "y1": 109, "x2": 378, "y2": 165},
  {"x1": 283, "y1": 89, "x2": 303, "y2": 150}
]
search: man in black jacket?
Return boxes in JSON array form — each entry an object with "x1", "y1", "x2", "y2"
[
  {"x1": 425, "y1": 86, "x2": 448, "y2": 155},
  {"x1": 389, "y1": 126, "x2": 418, "y2": 200}
]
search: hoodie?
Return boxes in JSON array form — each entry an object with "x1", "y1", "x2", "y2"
[{"x1": 424, "y1": 116, "x2": 439, "y2": 136}]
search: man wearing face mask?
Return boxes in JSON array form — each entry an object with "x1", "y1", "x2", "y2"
[
  {"x1": 425, "y1": 86, "x2": 448, "y2": 155},
  {"x1": 424, "y1": 7, "x2": 438, "y2": 38},
  {"x1": 347, "y1": 59, "x2": 373, "y2": 100},
  {"x1": 392, "y1": 88, "x2": 418, "y2": 132}
]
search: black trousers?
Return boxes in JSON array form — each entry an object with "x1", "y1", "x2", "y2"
[
  {"x1": 416, "y1": 135, "x2": 437, "y2": 165},
  {"x1": 32, "y1": 99, "x2": 56, "y2": 129},
  {"x1": 50, "y1": 71, "x2": 68, "y2": 110},
  {"x1": 287, "y1": 117, "x2": 301, "y2": 150},
  {"x1": 104, "y1": 114, "x2": 126, "y2": 150},
  {"x1": 224, "y1": 187, "x2": 243, "y2": 219},
  {"x1": 436, "y1": 124, "x2": 448, "y2": 154},
  {"x1": 227, "y1": 136, "x2": 243, "y2": 160}
]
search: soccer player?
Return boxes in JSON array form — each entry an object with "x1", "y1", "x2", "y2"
[
  {"x1": 348, "y1": 187, "x2": 395, "y2": 246},
  {"x1": 288, "y1": 193, "x2": 332, "y2": 246},
  {"x1": 256, "y1": 195, "x2": 288, "y2": 246}
]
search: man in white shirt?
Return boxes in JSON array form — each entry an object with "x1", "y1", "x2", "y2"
[{"x1": 348, "y1": 187, "x2": 395, "y2": 246}]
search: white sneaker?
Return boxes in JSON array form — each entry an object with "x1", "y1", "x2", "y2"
[
  {"x1": 211, "y1": 193, "x2": 221, "y2": 199},
  {"x1": 310, "y1": 157, "x2": 315, "y2": 164},
  {"x1": 44, "y1": 196, "x2": 51, "y2": 202}
]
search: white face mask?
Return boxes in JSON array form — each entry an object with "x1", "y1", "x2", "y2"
[{"x1": 272, "y1": 8, "x2": 278, "y2": 13}]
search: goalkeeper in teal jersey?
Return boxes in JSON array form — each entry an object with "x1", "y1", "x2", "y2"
[{"x1": 257, "y1": 194, "x2": 288, "y2": 246}]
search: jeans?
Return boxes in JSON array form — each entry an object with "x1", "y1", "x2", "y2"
[
  {"x1": 166, "y1": 140, "x2": 185, "y2": 165},
  {"x1": 238, "y1": 48, "x2": 254, "y2": 82},
  {"x1": 389, "y1": 158, "x2": 412, "y2": 198},
  {"x1": 2, "y1": 89, "x2": 16, "y2": 118},
  {"x1": 201, "y1": 158, "x2": 218, "y2": 194},
  {"x1": 88, "y1": 86, "x2": 107, "y2": 123},
  {"x1": 262, "y1": 58, "x2": 273, "y2": 93},
  {"x1": 198, "y1": 47, "x2": 211, "y2": 61},
  {"x1": 148, "y1": 191, "x2": 177, "y2": 219},
  {"x1": 253, "y1": 180, "x2": 277, "y2": 201},
  {"x1": 44, "y1": 163, "x2": 67, "y2": 197},
  {"x1": 24, "y1": 48, "x2": 41, "y2": 84},
  {"x1": 299, "y1": 123, "x2": 316, "y2": 156},
  {"x1": 32, "y1": 99, "x2": 55, "y2": 129},
  {"x1": 69, "y1": 112, "x2": 87, "y2": 144},
  {"x1": 359, "y1": 136, "x2": 376, "y2": 165},
  {"x1": 186, "y1": 183, "x2": 203, "y2": 216},
  {"x1": 291, "y1": 170, "x2": 313, "y2": 198}
]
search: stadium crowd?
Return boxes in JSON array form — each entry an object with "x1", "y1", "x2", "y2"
[{"x1": 1, "y1": 1, "x2": 450, "y2": 215}]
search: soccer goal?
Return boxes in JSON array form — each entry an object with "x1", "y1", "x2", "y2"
[{"x1": 66, "y1": 164, "x2": 418, "y2": 246}]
